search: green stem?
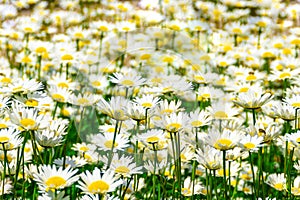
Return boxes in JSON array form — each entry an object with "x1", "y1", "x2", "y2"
[
  {"x1": 213, "y1": 169, "x2": 219, "y2": 200},
  {"x1": 152, "y1": 143, "x2": 157, "y2": 200},
  {"x1": 107, "y1": 120, "x2": 119, "y2": 169},
  {"x1": 205, "y1": 169, "x2": 209, "y2": 200},
  {"x1": 222, "y1": 150, "x2": 228, "y2": 199},
  {"x1": 249, "y1": 151, "x2": 257, "y2": 198},
  {"x1": 191, "y1": 160, "x2": 197, "y2": 200},
  {"x1": 175, "y1": 132, "x2": 182, "y2": 198},
  {"x1": 1, "y1": 144, "x2": 6, "y2": 199},
  {"x1": 252, "y1": 109, "x2": 256, "y2": 125},
  {"x1": 52, "y1": 102, "x2": 59, "y2": 119}
]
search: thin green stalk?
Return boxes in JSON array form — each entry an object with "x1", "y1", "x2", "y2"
[
  {"x1": 191, "y1": 160, "x2": 197, "y2": 200},
  {"x1": 152, "y1": 143, "x2": 158, "y2": 200},
  {"x1": 37, "y1": 55, "x2": 42, "y2": 80},
  {"x1": 249, "y1": 151, "x2": 257, "y2": 198},
  {"x1": 66, "y1": 63, "x2": 70, "y2": 79},
  {"x1": 1, "y1": 144, "x2": 6, "y2": 199},
  {"x1": 295, "y1": 108, "x2": 298, "y2": 130},
  {"x1": 205, "y1": 169, "x2": 209, "y2": 200},
  {"x1": 209, "y1": 170, "x2": 213, "y2": 200},
  {"x1": 252, "y1": 108, "x2": 256, "y2": 125},
  {"x1": 52, "y1": 102, "x2": 59, "y2": 119},
  {"x1": 107, "y1": 120, "x2": 119, "y2": 169},
  {"x1": 287, "y1": 147, "x2": 295, "y2": 198},
  {"x1": 213, "y1": 169, "x2": 219, "y2": 200},
  {"x1": 175, "y1": 132, "x2": 182, "y2": 198},
  {"x1": 228, "y1": 161, "x2": 231, "y2": 197},
  {"x1": 258, "y1": 147, "x2": 265, "y2": 199},
  {"x1": 222, "y1": 150, "x2": 228, "y2": 199}
]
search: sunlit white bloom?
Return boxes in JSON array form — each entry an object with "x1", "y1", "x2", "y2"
[
  {"x1": 266, "y1": 173, "x2": 286, "y2": 191},
  {"x1": 78, "y1": 168, "x2": 123, "y2": 194},
  {"x1": 33, "y1": 165, "x2": 78, "y2": 191},
  {"x1": 91, "y1": 132, "x2": 129, "y2": 152}
]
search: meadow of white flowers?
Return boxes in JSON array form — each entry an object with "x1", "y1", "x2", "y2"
[{"x1": 0, "y1": 0, "x2": 300, "y2": 199}]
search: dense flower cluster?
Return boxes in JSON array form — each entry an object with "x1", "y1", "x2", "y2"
[{"x1": 0, "y1": 0, "x2": 300, "y2": 199}]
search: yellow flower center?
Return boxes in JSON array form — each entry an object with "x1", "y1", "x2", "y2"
[
  {"x1": 52, "y1": 93, "x2": 65, "y2": 102},
  {"x1": 170, "y1": 24, "x2": 181, "y2": 31},
  {"x1": 232, "y1": 28, "x2": 242, "y2": 34},
  {"x1": 274, "y1": 183, "x2": 284, "y2": 191},
  {"x1": 246, "y1": 75, "x2": 257, "y2": 81},
  {"x1": 292, "y1": 102, "x2": 300, "y2": 108},
  {"x1": 88, "y1": 180, "x2": 109, "y2": 194},
  {"x1": 140, "y1": 54, "x2": 151, "y2": 60},
  {"x1": 239, "y1": 87, "x2": 249, "y2": 93},
  {"x1": 146, "y1": 136, "x2": 160, "y2": 143},
  {"x1": 279, "y1": 72, "x2": 291, "y2": 79},
  {"x1": 58, "y1": 82, "x2": 69, "y2": 88},
  {"x1": 61, "y1": 108, "x2": 70, "y2": 116},
  {"x1": 121, "y1": 79, "x2": 134, "y2": 86},
  {"x1": 77, "y1": 98, "x2": 89, "y2": 105},
  {"x1": 99, "y1": 26, "x2": 108, "y2": 32},
  {"x1": 1, "y1": 77, "x2": 11, "y2": 83},
  {"x1": 194, "y1": 75, "x2": 205, "y2": 82},
  {"x1": 122, "y1": 27, "x2": 130, "y2": 32},
  {"x1": 92, "y1": 81, "x2": 101, "y2": 87},
  {"x1": 24, "y1": 27, "x2": 33, "y2": 33},
  {"x1": 191, "y1": 121, "x2": 203, "y2": 127},
  {"x1": 262, "y1": 51, "x2": 274, "y2": 58},
  {"x1": 0, "y1": 124, "x2": 8, "y2": 129},
  {"x1": 79, "y1": 146, "x2": 89, "y2": 152},
  {"x1": 0, "y1": 136, "x2": 9, "y2": 143},
  {"x1": 214, "y1": 138, "x2": 233, "y2": 149},
  {"x1": 141, "y1": 102, "x2": 152, "y2": 108},
  {"x1": 61, "y1": 54, "x2": 74, "y2": 61},
  {"x1": 166, "y1": 123, "x2": 181, "y2": 132},
  {"x1": 115, "y1": 166, "x2": 130, "y2": 174},
  {"x1": 214, "y1": 111, "x2": 228, "y2": 119},
  {"x1": 244, "y1": 142, "x2": 255, "y2": 150},
  {"x1": 257, "y1": 21, "x2": 266, "y2": 27},
  {"x1": 20, "y1": 118, "x2": 35, "y2": 127},
  {"x1": 74, "y1": 32, "x2": 84, "y2": 39},
  {"x1": 22, "y1": 56, "x2": 32, "y2": 63},
  {"x1": 45, "y1": 176, "x2": 66, "y2": 189},
  {"x1": 162, "y1": 56, "x2": 174, "y2": 63},
  {"x1": 36, "y1": 47, "x2": 47, "y2": 54},
  {"x1": 107, "y1": 127, "x2": 115, "y2": 133},
  {"x1": 291, "y1": 38, "x2": 300, "y2": 45},
  {"x1": 104, "y1": 140, "x2": 118, "y2": 148},
  {"x1": 25, "y1": 99, "x2": 38, "y2": 107}
]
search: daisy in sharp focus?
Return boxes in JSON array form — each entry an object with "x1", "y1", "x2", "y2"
[
  {"x1": 108, "y1": 154, "x2": 143, "y2": 177},
  {"x1": 266, "y1": 173, "x2": 286, "y2": 191},
  {"x1": 109, "y1": 71, "x2": 146, "y2": 88},
  {"x1": 188, "y1": 108, "x2": 212, "y2": 128},
  {"x1": 206, "y1": 128, "x2": 242, "y2": 151},
  {"x1": 33, "y1": 165, "x2": 78, "y2": 192},
  {"x1": 48, "y1": 85, "x2": 72, "y2": 103},
  {"x1": 239, "y1": 134, "x2": 264, "y2": 152},
  {"x1": 156, "y1": 112, "x2": 189, "y2": 133},
  {"x1": 136, "y1": 129, "x2": 166, "y2": 150},
  {"x1": 134, "y1": 94, "x2": 160, "y2": 110},
  {"x1": 78, "y1": 168, "x2": 123, "y2": 195},
  {"x1": 91, "y1": 132, "x2": 129, "y2": 152},
  {"x1": 233, "y1": 88, "x2": 273, "y2": 109},
  {"x1": 9, "y1": 102, "x2": 48, "y2": 131}
]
